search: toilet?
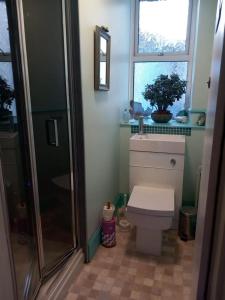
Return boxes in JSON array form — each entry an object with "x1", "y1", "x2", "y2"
[{"x1": 127, "y1": 134, "x2": 185, "y2": 255}]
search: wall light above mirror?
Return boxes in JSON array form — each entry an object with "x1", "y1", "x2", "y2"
[{"x1": 94, "y1": 26, "x2": 111, "y2": 91}]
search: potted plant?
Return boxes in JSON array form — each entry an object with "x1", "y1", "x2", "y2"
[
  {"x1": 143, "y1": 73, "x2": 186, "y2": 123},
  {"x1": 0, "y1": 76, "x2": 15, "y2": 120}
]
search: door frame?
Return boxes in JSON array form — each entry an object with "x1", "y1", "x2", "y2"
[
  {"x1": 193, "y1": 0, "x2": 225, "y2": 299},
  {"x1": 63, "y1": 0, "x2": 87, "y2": 260},
  {"x1": 206, "y1": 135, "x2": 225, "y2": 299}
]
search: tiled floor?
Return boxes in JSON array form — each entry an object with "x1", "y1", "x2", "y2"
[{"x1": 66, "y1": 227, "x2": 194, "y2": 300}]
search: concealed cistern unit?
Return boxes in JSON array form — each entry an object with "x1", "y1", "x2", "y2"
[{"x1": 127, "y1": 134, "x2": 185, "y2": 255}]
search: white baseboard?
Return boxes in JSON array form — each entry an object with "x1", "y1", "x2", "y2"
[{"x1": 37, "y1": 249, "x2": 84, "y2": 300}]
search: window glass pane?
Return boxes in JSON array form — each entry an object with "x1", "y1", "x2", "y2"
[
  {"x1": 138, "y1": 0, "x2": 189, "y2": 54},
  {"x1": 0, "y1": 1, "x2": 10, "y2": 53},
  {"x1": 0, "y1": 62, "x2": 14, "y2": 86},
  {"x1": 134, "y1": 61, "x2": 188, "y2": 116},
  {"x1": 0, "y1": 62, "x2": 16, "y2": 116}
]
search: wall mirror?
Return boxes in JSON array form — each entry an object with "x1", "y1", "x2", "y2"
[{"x1": 94, "y1": 26, "x2": 111, "y2": 91}]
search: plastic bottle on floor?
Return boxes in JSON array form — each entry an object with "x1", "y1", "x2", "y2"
[{"x1": 118, "y1": 194, "x2": 130, "y2": 232}]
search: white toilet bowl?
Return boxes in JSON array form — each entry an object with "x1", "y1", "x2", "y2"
[{"x1": 127, "y1": 185, "x2": 174, "y2": 256}]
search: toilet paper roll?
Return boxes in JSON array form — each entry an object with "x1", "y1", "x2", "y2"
[{"x1": 103, "y1": 204, "x2": 115, "y2": 221}]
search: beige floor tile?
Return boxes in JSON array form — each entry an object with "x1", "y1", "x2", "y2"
[
  {"x1": 65, "y1": 293, "x2": 79, "y2": 300},
  {"x1": 65, "y1": 228, "x2": 194, "y2": 299}
]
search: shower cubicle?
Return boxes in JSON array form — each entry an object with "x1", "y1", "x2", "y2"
[{"x1": 0, "y1": 0, "x2": 85, "y2": 299}]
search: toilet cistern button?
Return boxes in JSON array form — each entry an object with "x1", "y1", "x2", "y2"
[{"x1": 170, "y1": 158, "x2": 176, "y2": 167}]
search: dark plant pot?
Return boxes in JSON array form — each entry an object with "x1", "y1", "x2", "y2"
[{"x1": 151, "y1": 111, "x2": 172, "y2": 123}]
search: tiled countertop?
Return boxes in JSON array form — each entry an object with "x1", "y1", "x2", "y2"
[{"x1": 120, "y1": 119, "x2": 205, "y2": 130}]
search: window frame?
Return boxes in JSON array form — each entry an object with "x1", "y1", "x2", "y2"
[
  {"x1": 129, "y1": 0, "x2": 198, "y2": 110},
  {"x1": 0, "y1": 53, "x2": 11, "y2": 62}
]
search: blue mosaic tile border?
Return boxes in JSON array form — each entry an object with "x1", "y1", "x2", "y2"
[{"x1": 131, "y1": 125, "x2": 191, "y2": 136}]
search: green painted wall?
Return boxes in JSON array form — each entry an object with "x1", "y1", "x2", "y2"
[
  {"x1": 182, "y1": 130, "x2": 205, "y2": 205},
  {"x1": 191, "y1": 0, "x2": 218, "y2": 110},
  {"x1": 79, "y1": 0, "x2": 131, "y2": 240}
]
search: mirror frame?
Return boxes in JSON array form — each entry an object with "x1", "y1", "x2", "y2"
[{"x1": 94, "y1": 26, "x2": 111, "y2": 91}]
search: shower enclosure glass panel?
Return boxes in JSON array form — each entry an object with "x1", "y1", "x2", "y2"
[
  {"x1": 0, "y1": 2, "x2": 40, "y2": 298},
  {"x1": 22, "y1": 0, "x2": 76, "y2": 272}
]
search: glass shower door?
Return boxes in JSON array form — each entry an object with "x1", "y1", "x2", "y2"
[
  {"x1": 21, "y1": 0, "x2": 76, "y2": 273},
  {"x1": 0, "y1": 1, "x2": 40, "y2": 298}
]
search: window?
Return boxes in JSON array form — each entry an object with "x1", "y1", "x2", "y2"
[
  {"x1": 0, "y1": 1, "x2": 16, "y2": 115},
  {"x1": 0, "y1": 1, "x2": 11, "y2": 64},
  {"x1": 131, "y1": 0, "x2": 194, "y2": 116}
]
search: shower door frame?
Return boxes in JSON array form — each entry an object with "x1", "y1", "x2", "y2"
[{"x1": 4, "y1": 0, "x2": 86, "y2": 297}]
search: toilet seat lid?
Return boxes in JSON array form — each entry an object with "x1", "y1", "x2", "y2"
[{"x1": 128, "y1": 186, "x2": 174, "y2": 217}]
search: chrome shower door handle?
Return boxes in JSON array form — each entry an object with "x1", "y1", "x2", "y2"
[{"x1": 46, "y1": 119, "x2": 59, "y2": 147}]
